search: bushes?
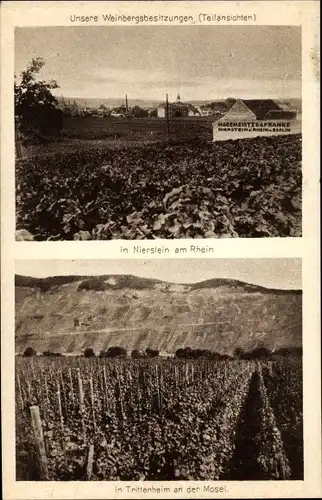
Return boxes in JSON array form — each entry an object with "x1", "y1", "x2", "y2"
[
  {"x1": 176, "y1": 347, "x2": 192, "y2": 359},
  {"x1": 243, "y1": 347, "x2": 272, "y2": 360},
  {"x1": 130, "y1": 348, "x2": 159, "y2": 359},
  {"x1": 78, "y1": 278, "x2": 107, "y2": 292},
  {"x1": 100, "y1": 346, "x2": 127, "y2": 358},
  {"x1": 273, "y1": 347, "x2": 302, "y2": 357},
  {"x1": 175, "y1": 348, "x2": 228, "y2": 360},
  {"x1": 131, "y1": 349, "x2": 144, "y2": 359},
  {"x1": 233, "y1": 346, "x2": 300, "y2": 360},
  {"x1": 15, "y1": 57, "x2": 63, "y2": 143},
  {"x1": 23, "y1": 347, "x2": 37, "y2": 357},
  {"x1": 145, "y1": 348, "x2": 159, "y2": 358},
  {"x1": 84, "y1": 348, "x2": 96, "y2": 358}
]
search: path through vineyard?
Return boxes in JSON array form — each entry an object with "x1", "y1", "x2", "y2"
[{"x1": 228, "y1": 370, "x2": 293, "y2": 480}]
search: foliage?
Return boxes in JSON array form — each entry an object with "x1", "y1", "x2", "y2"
[
  {"x1": 15, "y1": 57, "x2": 63, "y2": 142},
  {"x1": 175, "y1": 347, "x2": 229, "y2": 360},
  {"x1": 100, "y1": 346, "x2": 127, "y2": 358},
  {"x1": 16, "y1": 135, "x2": 302, "y2": 240},
  {"x1": 15, "y1": 357, "x2": 303, "y2": 480},
  {"x1": 131, "y1": 349, "x2": 144, "y2": 359},
  {"x1": 262, "y1": 358, "x2": 303, "y2": 478},
  {"x1": 255, "y1": 369, "x2": 292, "y2": 479},
  {"x1": 84, "y1": 348, "x2": 95, "y2": 358},
  {"x1": 78, "y1": 278, "x2": 107, "y2": 291},
  {"x1": 23, "y1": 347, "x2": 37, "y2": 357},
  {"x1": 145, "y1": 348, "x2": 159, "y2": 358},
  {"x1": 234, "y1": 347, "x2": 245, "y2": 358},
  {"x1": 273, "y1": 347, "x2": 302, "y2": 357},
  {"x1": 132, "y1": 106, "x2": 149, "y2": 118},
  {"x1": 241, "y1": 347, "x2": 272, "y2": 360}
]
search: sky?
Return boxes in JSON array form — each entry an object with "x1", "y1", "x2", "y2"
[
  {"x1": 15, "y1": 259, "x2": 302, "y2": 290},
  {"x1": 15, "y1": 26, "x2": 301, "y2": 101}
]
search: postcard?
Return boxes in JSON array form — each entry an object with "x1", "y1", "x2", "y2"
[{"x1": 1, "y1": 1, "x2": 320, "y2": 499}]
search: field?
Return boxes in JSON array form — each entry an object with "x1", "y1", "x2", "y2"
[
  {"x1": 15, "y1": 356, "x2": 303, "y2": 481},
  {"x1": 62, "y1": 115, "x2": 215, "y2": 142},
  {"x1": 16, "y1": 133, "x2": 302, "y2": 240}
]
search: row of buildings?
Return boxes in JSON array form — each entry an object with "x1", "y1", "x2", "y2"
[
  {"x1": 156, "y1": 94, "x2": 217, "y2": 118},
  {"x1": 57, "y1": 95, "x2": 300, "y2": 141},
  {"x1": 157, "y1": 95, "x2": 298, "y2": 120},
  {"x1": 57, "y1": 94, "x2": 228, "y2": 118}
]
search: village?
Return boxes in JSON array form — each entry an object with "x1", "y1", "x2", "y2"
[
  {"x1": 57, "y1": 93, "x2": 299, "y2": 120},
  {"x1": 57, "y1": 93, "x2": 228, "y2": 118},
  {"x1": 56, "y1": 93, "x2": 300, "y2": 142}
]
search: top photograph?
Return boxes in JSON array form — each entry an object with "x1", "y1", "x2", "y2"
[{"x1": 15, "y1": 25, "x2": 302, "y2": 241}]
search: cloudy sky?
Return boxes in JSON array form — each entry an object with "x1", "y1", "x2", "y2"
[
  {"x1": 15, "y1": 26, "x2": 301, "y2": 101},
  {"x1": 16, "y1": 259, "x2": 302, "y2": 290}
]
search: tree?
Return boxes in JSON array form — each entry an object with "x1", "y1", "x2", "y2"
[
  {"x1": 226, "y1": 97, "x2": 236, "y2": 109},
  {"x1": 234, "y1": 347, "x2": 245, "y2": 358},
  {"x1": 23, "y1": 347, "x2": 37, "y2": 357},
  {"x1": 175, "y1": 347, "x2": 192, "y2": 359},
  {"x1": 145, "y1": 347, "x2": 159, "y2": 358},
  {"x1": 84, "y1": 348, "x2": 96, "y2": 358},
  {"x1": 15, "y1": 57, "x2": 63, "y2": 142},
  {"x1": 245, "y1": 347, "x2": 272, "y2": 360},
  {"x1": 132, "y1": 106, "x2": 148, "y2": 118},
  {"x1": 274, "y1": 346, "x2": 302, "y2": 357},
  {"x1": 131, "y1": 349, "x2": 143, "y2": 359},
  {"x1": 43, "y1": 351, "x2": 62, "y2": 357},
  {"x1": 104, "y1": 346, "x2": 127, "y2": 358}
]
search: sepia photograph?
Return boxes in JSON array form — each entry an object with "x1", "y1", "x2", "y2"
[
  {"x1": 15, "y1": 26, "x2": 302, "y2": 241},
  {"x1": 15, "y1": 258, "x2": 303, "y2": 481}
]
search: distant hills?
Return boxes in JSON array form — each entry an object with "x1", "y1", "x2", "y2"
[
  {"x1": 56, "y1": 96, "x2": 302, "y2": 112},
  {"x1": 15, "y1": 274, "x2": 302, "y2": 356}
]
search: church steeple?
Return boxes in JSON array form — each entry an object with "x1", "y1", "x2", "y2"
[{"x1": 176, "y1": 93, "x2": 181, "y2": 102}]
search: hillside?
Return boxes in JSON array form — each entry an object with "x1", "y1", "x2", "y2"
[{"x1": 15, "y1": 274, "x2": 302, "y2": 355}]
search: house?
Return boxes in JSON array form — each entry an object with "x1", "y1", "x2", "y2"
[
  {"x1": 221, "y1": 99, "x2": 297, "y2": 121},
  {"x1": 213, "y1": 98, "x2": 300, "y2": 141},
  {"x1": 111, "y1": 110, "x2": 125, "y2": 117},
  {"x1": 188, "y1": 107, "x2": 201, "y2": 117},
  {"x1": 157, "y1": 94, "x2": 191, "y2": 118},
  {"x1": 198, "y1": 105, "x2": 213, "y2": 117},
  {"x1": 111, "y1": 106, "x2": 127, "y2": 117},
  {"x1": 157, "y1": 105, "x2": 167, "y2": 118}
]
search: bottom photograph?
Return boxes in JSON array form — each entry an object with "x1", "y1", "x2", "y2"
[{"x1": 15, "y1": 258, "x2": 303, "y2": 481}]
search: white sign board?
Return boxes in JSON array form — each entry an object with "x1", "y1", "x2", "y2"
[{"x1": 213, "y1": 119, "x2": 301, "y2": 141}]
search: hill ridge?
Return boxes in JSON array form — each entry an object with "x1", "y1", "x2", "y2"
[{"x1": 15, "y1": 274, "x2": 301, "y2": 294}]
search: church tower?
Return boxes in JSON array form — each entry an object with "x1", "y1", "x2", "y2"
[{"x1": 176, "y1": 93, "x2": 181, "y2": 102}]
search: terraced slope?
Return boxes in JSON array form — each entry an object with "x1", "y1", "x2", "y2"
[{"x1": 15, "y1": 274, "x2": 302, "y2": 355}]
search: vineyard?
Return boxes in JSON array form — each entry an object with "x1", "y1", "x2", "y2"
[
  {"x1": 16, "y1": 356, "x2": 303, "y2": 481},
  {"x1": 16, "y1": 134, "x2": 302, "y2": 240},
  {"x1": 61, "y1": 115, "x2": 215, "y2": 142}
]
